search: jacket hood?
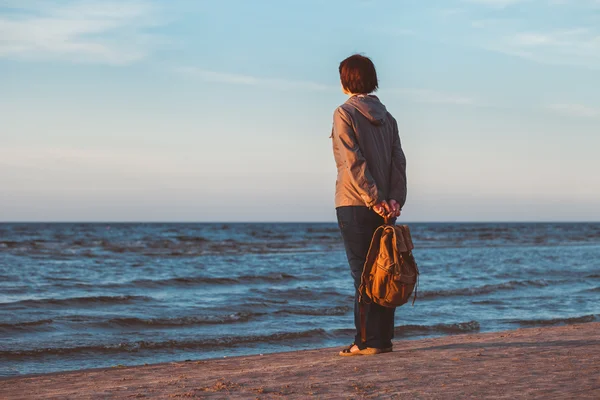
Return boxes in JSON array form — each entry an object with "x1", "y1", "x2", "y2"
[{"x1": 345, "y1": 95, "x2": 388, "y2": 126}]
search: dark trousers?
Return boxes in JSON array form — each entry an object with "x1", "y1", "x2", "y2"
[{"x1": 336, "y1": 206, "x2": 396, "y2": 349}]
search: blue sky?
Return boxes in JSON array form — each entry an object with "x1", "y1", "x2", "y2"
[{"x1": 1, "y1": 0, "x2": 599, "y2": 222}]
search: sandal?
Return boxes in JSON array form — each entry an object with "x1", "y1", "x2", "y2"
[
  {"x1": 339, "y1": 343, "x2": 388, "y2": 357},
  {"x1": 339, "y1": 342, "x2": 360, "y2": 356}
]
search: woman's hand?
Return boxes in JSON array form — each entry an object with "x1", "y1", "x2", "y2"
[
  {"x1": 374, "y1": 200, "x2": 401, "y2": 218},
  {"x1": 372, "y1": 200, "x2": 392, "y2": 218},
  {"x1": 388, "y1": 199, "x2": 401, "y2": 217}
]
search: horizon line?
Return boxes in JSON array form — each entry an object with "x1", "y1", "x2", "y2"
[{"x1": 1, "y1": 220, "x2": 599, "y2": 224}]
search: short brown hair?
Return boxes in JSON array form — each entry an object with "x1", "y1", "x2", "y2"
[{"x1": 339, "y1": 54, "x2": 378, "y2": 94}]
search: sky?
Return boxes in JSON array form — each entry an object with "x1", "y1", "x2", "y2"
[{"x1": 0, "y1": 0, "x2": 599, "y2": 222}]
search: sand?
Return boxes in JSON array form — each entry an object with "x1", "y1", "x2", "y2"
[{"x1": 1, "y1": 322, "x2": 599, "y2": 399}]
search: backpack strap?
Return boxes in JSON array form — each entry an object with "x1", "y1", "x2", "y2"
[
  {"x1": 412, "y1": 253, "x2": 419, "y2": 306},
  {"x1": 412, "y1": 265, "x2": 419, "y2": 306},
  {"x1": 357, "y1": 225, "x2": 385, "y2": 344},
  {"x1": 389, "y1": 227, "x2": 418, "y2": 306},
  {"x1": 395, "y1": 225, "x2": 419, "y2": 306},
  {"x1": 358, "y1": 226, "x2": 385, "y2": 305},
  {"x1": 390, "y1": 227, "x2": 401, "y2": 270},
  {"x1": 394, "y1": 227, "x2": 419, "y2": 306}
]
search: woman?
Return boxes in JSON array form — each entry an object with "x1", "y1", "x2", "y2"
[{"x1": 332, "y1": 54, "x2": 407, "y2": 356}]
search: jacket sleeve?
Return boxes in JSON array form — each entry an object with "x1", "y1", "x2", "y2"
[
  {"x1": 332, "y1": 107, "x2": 381, "y2": 208},
  {"x1": 388, "y1": 118, "x2": 407, "y2": 208}
]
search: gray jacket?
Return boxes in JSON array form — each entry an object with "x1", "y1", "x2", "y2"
[{"x1": 331, "y1": 95, "x2": 407, "y2": 209}]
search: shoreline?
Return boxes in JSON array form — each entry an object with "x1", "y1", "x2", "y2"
[{"x1": 1, "y1": 322, "x2": 599, "y2": 399}]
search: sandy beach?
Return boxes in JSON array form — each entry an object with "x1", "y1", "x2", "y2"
[{"x1": 1, "y1": 322, "x2": 598, "y2": 399}]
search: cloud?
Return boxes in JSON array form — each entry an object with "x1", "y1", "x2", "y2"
[
  {"x1": 489, "y1": 28, "x2": 600, "y2": 68},
  {"x1": 463, "y1": 0, "x2": 527, "y2": 7},
  {"x1": 0, "y1": 146, "x2": 180, "y2": 172},
  {"x1": 369, "y1": 26, "x2": 415, "y2": 37},
  {"x1": 451, "y1": 0, "x2": 600, "y2": 69},
  {"x1": 176, "y1": 67, "x2": 478, "y2": 106},
  {"x1": 435, "y1": 8, "x2": 468, "y2": 17},
  {"x1": 0, "y1": 1, "x2": 165, "y2": 64},
  {"x1": 550, "y1": 0, "x2": 600, "y2": 6},
  {"x1": 545, "y1": 103, "x2": 599, "y2": 118},
  {"x1": 174, "y1": 67, "x2": 334, "y2": 91},
  {"x1": 387, "y1": 88, "x2": 478, "y2": 105}
]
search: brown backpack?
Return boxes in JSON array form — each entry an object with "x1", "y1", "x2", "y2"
[
  {"x1": 359, "y1": 222, "x2": 419, "y2": 308},
  {"x1": 357, "y1": 221, "x2": 419, "y2": 344}
]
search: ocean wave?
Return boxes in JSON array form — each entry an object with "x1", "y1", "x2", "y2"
[
  {"x1": 420, "y1": 279, "x2": 557, "y2": 300},
  {"x1": 510, "y1": 314, "x2": 596, "y2": 327},
  {"x1": 132, "y1": 273, "x2": 299, "y2": 288},
  {"x1": 306, "y1": 227, "x2": 339, "y2": 234},
  {"x1": 0, "y1": 240, "x2": 33, "y2": 248},
  {"x1": 102, "y1": 312, "x2": 263, "y2": 328},
  {"x1": 253, "y1": 287, "x2": 351, "y2": 301},
  {"x1": 274, "y1": 305, "x2": 351, "y2": 316},
  {"x1": 0, "y1": 319, "x2": 54, "y2": 334},
  {"x1": 249, "y1": 231, "x2": 291, "y2": 240},
  {"x1": 332, "y1": 320, "x2": 481, "y2": 337},
  {"x1": 97, "y1": 236, "x2": 330, "y2": 256},
  {"x1": 0, "y1": 329, "x2": 328, "y2": 359},
  {"x1": 395, "y1": 320, "x2": 481, "y2": 335},
  {"x1": 130, "y1": 276, "x2": 237, "y2": 287},
  {"x1": 1, "y1": 305, "x2": 348, "y2": 334},
  {"x1": 471, "y1": 299, "x2": 506, "y2": 305},
  {"x1": 173, "y1": 235, "x2": 209, "y2": 243},
  {"x1": 46, "y1": 273, "x2": 301, "y2": 290},
  {"x1": 109, "y1": 240, "x2": 325, "y2": 257},
  {"x1": 581, "y1": 287, "x2": 600, "y2": 293},
  {"x1": 1, "y1": 295, "x2": 152, "y2": 308},
  {"x1": 2, "y1": 237, "x2": 332, "y2": 257},
  {"x1": 4, "y1": 223, "x2": 600, "y2": 259}
]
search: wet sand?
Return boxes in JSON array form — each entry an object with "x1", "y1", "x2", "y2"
[{"x1": 2, "y1": 322, "x2": 599, "y2": 399}]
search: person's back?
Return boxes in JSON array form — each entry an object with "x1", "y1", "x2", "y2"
[
  {"x1": 332, "y1": 54, "x2": 407, "y2": 356},
  {"x1": 332, "y1": 95, "x2": 406, "y2": 210}
]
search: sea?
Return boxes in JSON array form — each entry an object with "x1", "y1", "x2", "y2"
[{"x1": 1, "y1": 222, "x2": 599, "y2": 377}]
